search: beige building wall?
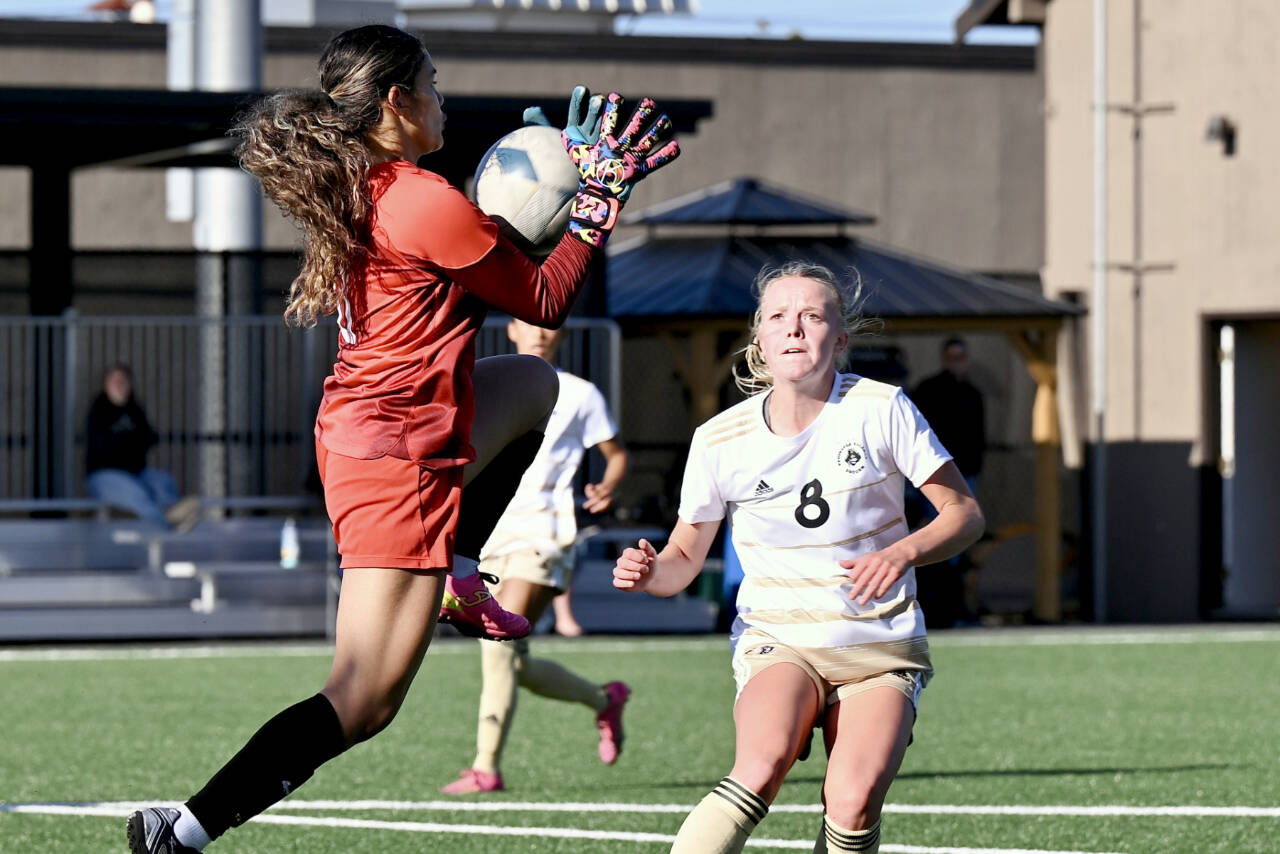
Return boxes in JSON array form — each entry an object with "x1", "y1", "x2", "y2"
[
  {"x1": 1042, "y1": 0, "x2": 1280, "y2": 447},
  {"x1": 1037, "y1": 0, "x2": 1280, "y2": 620},
  {"x1": 0, "y1": 24, "x2": 1044, "y2": 277}
]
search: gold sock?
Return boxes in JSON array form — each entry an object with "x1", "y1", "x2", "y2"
[
  {"x1": 473, "y1": 639, "x2": 520, "y2": 774},
  {"x1": 814, "y1": 816, "x2": 880, "y2": 853},
  {"x1": 518, "y1": 655, "x2": 608, "y2": 711},
  {"x1": 670, "y1": 776, "x2": 767, "y2": 854}
]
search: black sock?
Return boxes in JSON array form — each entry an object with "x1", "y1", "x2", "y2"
[
  {"x1": 186, "y1": 693, "x2": 346, "y2": 840},
  {"x1": 454, "y1": 430, "x2": 543, "y2": 561}
]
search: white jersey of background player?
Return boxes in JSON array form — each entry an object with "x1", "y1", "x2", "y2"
[
  {"x1": 613, "y1": 263, "x2": 984, "y2": 854},
  {"x1": 482, "y1": 368, "x2": 617, "y2": 568},
  {"x1": 441, "y1": 318, "x2": 631, "y2": 797}
]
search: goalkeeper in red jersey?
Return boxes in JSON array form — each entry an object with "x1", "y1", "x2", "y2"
[{"x1": 126, "y1": 23, "x2": 678, "y2": 854}]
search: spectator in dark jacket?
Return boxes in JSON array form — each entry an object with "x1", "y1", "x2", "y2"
[
  {"x1": 85, "y1": 363, "x2": 198, "y2": 529},
  {"x1": 911, "y1": 338, "x2": 986, "y2": 482},
  {"x1": 910, "y1": 338, "x2": 986, "y2": 626}
]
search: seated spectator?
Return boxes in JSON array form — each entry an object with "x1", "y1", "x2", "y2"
[{"x1": 85, "y1": 363, "x2": 200, "y2": 530}]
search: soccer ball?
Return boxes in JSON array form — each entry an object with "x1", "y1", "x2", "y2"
[{"x1": 472, "y1": 125, "x2": 581, "y2": 257}]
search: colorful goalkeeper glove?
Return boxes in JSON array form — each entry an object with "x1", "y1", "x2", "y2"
[
  {"x1": 561, "y1": 92, "x2": 681, "y2": 248},
  {"x1": 523, "y1": 84, "x2": 606, "y2": 146}
]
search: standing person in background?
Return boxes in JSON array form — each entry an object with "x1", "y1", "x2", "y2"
[
  {"x1": 910, "y1": 337, "x2": 986, "y2": 625},
  {"x1": 441, "y1": 317, "x2": 630, "y2": 794},
  {"x1": 613, "y1": 263, "x2": 983, "y2": 854},
  {"x1": 85, "y1": 362, "x2": 200, "y2": 530},
  {"x1": 911, "y1": 338, "x2": 985, "y2": 492},
  {"x1": 126, "y1": 23, "x2": 678, "y2": 854}
]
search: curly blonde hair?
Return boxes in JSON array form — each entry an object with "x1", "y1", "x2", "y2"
[
  {"x1": 233, "y1": 25, "x2": 426, "y2": 326},
  {"x1": 733, "y1": 262, "x2": 880, "y2": 394}
]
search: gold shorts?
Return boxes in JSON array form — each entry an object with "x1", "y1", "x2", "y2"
[
  {"x1": 730, "y1": 629, "x2": 932, "y2": 710},
  {"x1": 480, "y1": 547, "x2": 573, "y2": 594}
]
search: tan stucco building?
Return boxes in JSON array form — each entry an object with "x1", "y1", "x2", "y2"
[{"x1": 961, "y1": 0, "x2": 1280, "y2": 621}]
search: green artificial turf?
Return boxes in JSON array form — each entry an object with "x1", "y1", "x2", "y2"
[{"x1": 1, "y1": 628, "x2": 1277, "y2": 853}]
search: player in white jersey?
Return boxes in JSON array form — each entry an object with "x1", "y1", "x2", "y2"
[
  {"x1": 614, "y1": 263, "x2": 984, "y2": 854},
  {"x1": 442, "y1": 318, "x2": 631, "y2": 794}
]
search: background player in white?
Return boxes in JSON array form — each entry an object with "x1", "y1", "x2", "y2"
[
  {"x1": 613, "y1": 263, "x2": 984, "y2": 853},
  {"x1": 442, "y1": 318, "x2": 630, "y2": 793}
]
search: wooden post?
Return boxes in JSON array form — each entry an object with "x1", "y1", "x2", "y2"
[
  {"x1": 660, "y1": 325, "x2": 751, "y2": 432},
  {"x1": 1008, "y1": 329, "x2": 1063, "y2": 622}
]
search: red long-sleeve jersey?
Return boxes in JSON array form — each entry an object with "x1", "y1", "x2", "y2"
[{"x1": 315, "y1": 160, "x2": 595, "y2": 467}]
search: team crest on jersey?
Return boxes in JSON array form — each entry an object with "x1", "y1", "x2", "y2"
[{"x1": 837, "y1": 441, "x2": 867, "y2": 474}]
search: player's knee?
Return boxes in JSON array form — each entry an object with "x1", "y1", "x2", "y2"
[
  {"x1": 501, "y1": 353, "x2": 558, "y2": 422},
  {"x1": 515, "y1": 354, "x2": 559, "y2": 423},
  {"x1": 821, "y1": 772, "x2": 885, "y2": 829}
]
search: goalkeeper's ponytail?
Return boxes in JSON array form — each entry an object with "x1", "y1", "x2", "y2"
[{"x1": 232, "y1": 25, "x2": 426, "y2": 327}]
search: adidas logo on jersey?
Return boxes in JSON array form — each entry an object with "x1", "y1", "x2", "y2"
[{"x1": 754, "y1": 479, "x2": 774, "y2": 496}]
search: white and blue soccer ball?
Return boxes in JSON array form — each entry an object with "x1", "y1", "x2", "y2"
[{"x1": 472, "y1": 125, "x2": 580, "y2": 257}]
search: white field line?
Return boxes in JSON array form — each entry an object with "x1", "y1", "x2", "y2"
[
  {"x1": 6, "y1": 798, "x2": 1279, "y2": 819},
  {"x1": 1, "y1": 625, "x2": 1278, "y2": 664},
  {"x1": 0, "y1": 802, "x2": 1128, "y2": 854}
]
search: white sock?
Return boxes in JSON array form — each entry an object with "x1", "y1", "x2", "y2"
[
  {"x1": 173, "y1": 805, "x2": 212, "y2": 851},
  {"x1": 452, "y1": 556, "x2": 479, "y2": 579}
]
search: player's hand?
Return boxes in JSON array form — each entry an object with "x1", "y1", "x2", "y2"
[
  {"x1": 562, "y1": 92, "x2": 681, "y2": 247},
  {"x1": 523, "y1": 85, "x2": 605, "y2": 146},
  {"x1": 613, "y1": 537, "x2": 657, "y2": 592},
  {"x1": 581, "y1": 481, "x2": 614, "y2": 514},
  {"x1": 839, "y1": 548, "x2": 909, "y2": 606}
]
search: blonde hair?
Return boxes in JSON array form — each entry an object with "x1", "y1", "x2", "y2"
[
  {"x1": 732, "y1": 262, "x2": 880, "y2": 394},
  {"x1": 233, "y1": 25, "x2": 426, "y2": 326}
]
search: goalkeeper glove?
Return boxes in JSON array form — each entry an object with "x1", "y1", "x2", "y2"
[{"x1": 561, "y1": 92, "x2": 681, "y2": 248}]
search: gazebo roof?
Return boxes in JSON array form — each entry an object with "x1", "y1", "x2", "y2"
[
  {"x1": 607, "y1": 233, "x2": 1080, "y2": 321},
  {"x1": 623, "y1": 176, "x2": 876, "y2": 226}
]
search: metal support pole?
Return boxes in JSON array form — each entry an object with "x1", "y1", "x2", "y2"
[
  {"x1": 194, "y1": 0, "x2": 262, "y2": 500},
  {"x1": 61, "y1": 310, "x2": 78, "y2": 499},
  {"x1": 1092, "y1": 0, "x2": 1109, "y2": 623}
]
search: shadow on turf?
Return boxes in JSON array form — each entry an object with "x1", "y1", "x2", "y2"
[
  {"x1": 593, "y1": 762, "x2": 1235, "y2": 791},
  {"x1": 893, "y1": 762, "x2": 1235, "y2": 781}
]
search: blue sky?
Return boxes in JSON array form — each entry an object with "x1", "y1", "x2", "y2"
[{"x1": 0, "y1": 0, "x2": 1038, "y2": 44}]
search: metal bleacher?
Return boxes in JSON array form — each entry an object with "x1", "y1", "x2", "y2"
[
  {"x1": 553, "y1": 527, "x2": 719, "y2": 635},
  {"x1": 0, "y1": 506, "x2": 337, "y2": 642},
  {"x1": 0, "y1": 314, "x2": 718, "y2": 641},
  {"x1": 0, "y1": 516, "x2": 718, "y2": 642}
]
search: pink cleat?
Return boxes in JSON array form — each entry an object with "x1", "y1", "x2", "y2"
[
  {"x1": 438, "y1": 572, "x2": 531, "y2": 641},
  {"x1": 441, "y1": 768, "x2": 505, "y2": 794},
  {"x1": 596, "y1": 681, "x2": 630, "y2": 765}
]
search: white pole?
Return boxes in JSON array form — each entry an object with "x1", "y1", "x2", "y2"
[
  {"x1": 1219, "y1": 324, "x2": 1235, "y2": 584},
  {"x1": 194, "y1": 0, "x2": 261, "y2": 253},
  {"x1": 194, "y1": 0, "x2": 262, "y2": 501},
  {"x1": 166, "y1": 0, "x2": 196, "y2": 222},
  {"x1": 1091, "y1": 0, "x2": 1109, "y2": 622}
]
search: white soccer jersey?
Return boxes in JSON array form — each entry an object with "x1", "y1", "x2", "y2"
[
  {"x1": 679, "y1": 372, "x2": 952, "y2": 652},
  {"x1": 482, "y1": 370, "x2": 617, "y2": 559}
]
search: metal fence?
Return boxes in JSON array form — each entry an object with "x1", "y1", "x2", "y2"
[{"x1": 0, "y1": 314, "x2": 619, "y2": 501}]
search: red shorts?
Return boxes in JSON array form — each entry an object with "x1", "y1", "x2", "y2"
[{"x1": 316, "y1": 440, "x2": 463, "y2": 570}]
